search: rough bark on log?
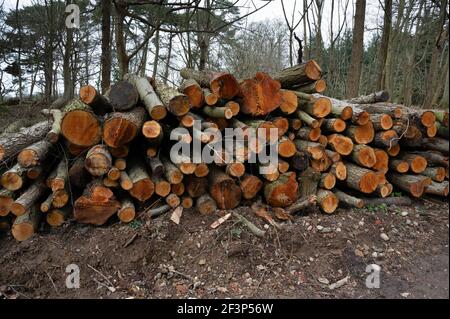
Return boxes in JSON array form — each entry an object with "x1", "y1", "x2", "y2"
[
  {"x1": 119, "y1": 171, "x2": 133, "y2": 190},
  {"x1": 73, "y1": 179, "x2": 121, "y2": 225},
  {"x1": 319, "y1": 173, "x2": 336, "y2": 190},
  {"x1": 373, "y1": 130, "x2": 399, "y2": 149},
  {"x1": 296, "y1": 110, "x2": 320, "y2": 128},
  {"x1": 322, "y1": 118, "x2": 346, "y2": 133},
  {"x1": 273, "y1": 60, "x2": 322, "y2": 88},
  {"x1": 0, "y1": 121, "x2": 52, "y2": 161},
  {"x1": 155, "y1": 81, "x2": 190, "y2": 116},
  {"x1": 297, "y1": 167, "x2": 321, "y2": 198},
  {"x1": 61, "y1": 99, "x2": 102, "y2": 147},
  {"x1": 10, "y1": 178, "x2": 47, "y2": 216},
  {"x1": 389, "y1": 159, "x2": 410, "y2": 173},
  {"x1": 333, "y1": 190, "x2": 364, "y2": 208},
  {"x1": 356, "y1": 103, "x2": 403, "y2": 119},
  {"x1": 16, "y1": 140, "x2": 53, "y2": 168},
  {"x1": 202, "y1": 88, "x2": 219, "y2": 106},
  {"x1": 103, "y1": 107, "x2": 146, "y2": 148},
  {"x1": 424, "y1": 181, "x2": 449, "y2": 197},
  {"x1": 421, "y1": 167, "x2": 446, "y2": 182},
  {"x1": 344, "y1": 163, "x2": 378, "y2": 194},
  {"x1": 108, "y1": 80, "x2": 139, "y2": 111},
  {"x1": 264, "y1": 172, "x2": 298, "y2": 207},
  {"x1": 202, "y1": 105, "x2": 233, "y2": 119},
  {"x1": 290, "y1": 151, "x2": 310, "y2": 171},
  {"x1": 389, "y1": 173, "x2": 430, "y2": 197},
  {"x1": 369, "y1": 114, "x2": 393, "y2": 130},
  {"x1": 408, "y1": 151, "x2": 448, "y2": 167},
  {"x1": 294, "y1": 79, "x2": 327, "y2": 94},
  {"x1": 161, "y1": 156, "x2": 184, "y2": 184},
  {"x1": 48, "y1": 160, "x2": 68, "y2": 192},
  {"x1": 124, "y1": 74, "x2": 167, "y2": 120},
  {"x1": 45, "y1": 109, "x2": 63, "y2": 143},
  {"x1": 294, "y1": 140, "x2": 324, "y2": 160},
  {"x1": 345, "y1": 91, "x2": 390, "y2": 104},
  {"x1": 284, "y1": 195, "x2": 317, "y2": 214},
  {"x1": 297, "y1": 127, "x2": 321, "y2": 141}
]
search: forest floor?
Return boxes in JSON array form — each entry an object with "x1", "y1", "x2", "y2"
[
  {"x1": 0, "y1": 104, "x2": 448, "y2": 299},
  {"x1": 0, "y1": 200, "x2": 448, "y2": 299}
]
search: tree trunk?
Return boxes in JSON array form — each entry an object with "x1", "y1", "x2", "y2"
[
  {"x1": 345, "y1": 122, "x2": 375, "y2": 145},
  {"x1": 377, "y1": 0, "x2": 392, "y2": 90},
  {"x1": 327, "y1": 134, "x2": 354, "y2": 156},
  {"x1": 421, "y1": 167, "x2": 446, "y2": 182},
  {"x1": 180, "y1": 79, "x2": 205, "y2": 108},
  {"x1": 101, "y1": 0, "x2": 112, "y2": 93},
  {"x1": 346, "y1": 0, "x2": 366, "y2": 98},
  {"x1": 279, "y1": 90, "x2": 298, "y2": 114},
  {"x1": 47, "y1": 207, "x2": 70, "y2": 227},
  {"x1": 0, "y1": 188, "x2": 14, "y2": 216},
  {"x1": 117, "y1": 196, "x2": 136, "y2": 223},
  {"x1": 398, "y1": 153, "x2": 427, "y2": 174}
]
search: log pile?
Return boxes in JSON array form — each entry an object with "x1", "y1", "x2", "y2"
[{"x1": 0, "y1": 59, "x2": 448, "y2": 241}]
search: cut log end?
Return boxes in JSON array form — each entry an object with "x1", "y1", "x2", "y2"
[
  {"x1": 211, "y1": 73, "x2": 240, "y2": 100},
  {"x1": 79, "y1": 85, "x2": 97, "y2": 105},
  {"x1": 421, "y1": 111, "x2": 436, "y2": 128},
  {"x1": 61, "y1": 110, "x2": 101, "y2": 147},
  {"x1": 317, "y1": 189, "x2": 339, "y2": 214},
  {"x1": 142, "y1": 121, "x2": 162, "y2": 139},
  {"x1": 130, "y1": 179, "x2": 154, "y2": 202}
]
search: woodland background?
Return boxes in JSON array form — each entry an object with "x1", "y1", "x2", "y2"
[{"x1": 0, "y1": 0, "x2": 448, "y2": 109}]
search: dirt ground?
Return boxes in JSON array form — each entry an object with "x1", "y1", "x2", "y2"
[{"x1": 0, "y1": 199, "x2": 448, "y2": 299}]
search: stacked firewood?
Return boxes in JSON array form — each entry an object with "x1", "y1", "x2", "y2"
[{"x1": 0, "y1": 59, "x2": 448, "y2": 242}]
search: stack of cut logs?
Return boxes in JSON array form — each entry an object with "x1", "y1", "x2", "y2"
[{"x1": 0, "y1": 60, "x2": 448, "y2": 241}]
